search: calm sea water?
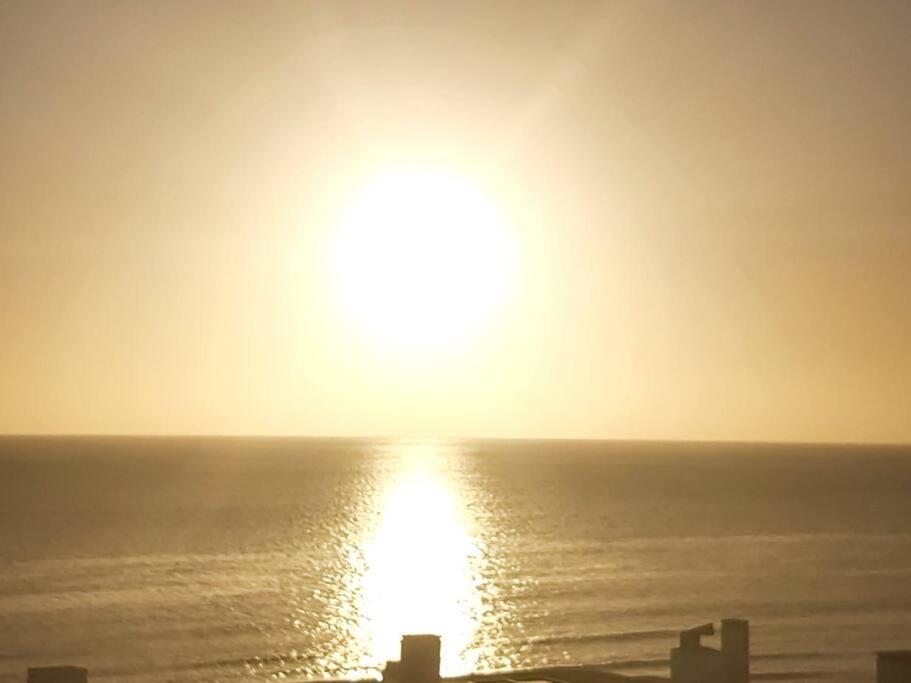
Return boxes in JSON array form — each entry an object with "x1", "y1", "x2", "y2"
[{"x1": 1, "y1": 437, "x2": 910, "y2": 683}]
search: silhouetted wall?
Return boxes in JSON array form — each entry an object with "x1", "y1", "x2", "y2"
[
  {"x1": 670, "y1": 645, "x2": 724, "y2": 683},
  {"x1": 383, "y1": 659, "x2": 402, "y2": 683},
  {"x1": 721, "y1": 618, "x2": 749, "y2": 683},
  {"x1": 877, "y1": 651, "x2": 911, "y2": 683},
  {"x1": 400, "y1": 634, "x2": 441, "y2": 683},
  {"x1": 27, "y1": 667, "x2": 88, "y2": 683},
  {"x1": 670, "y1": 619, "x2": 749, "y2": 683}
]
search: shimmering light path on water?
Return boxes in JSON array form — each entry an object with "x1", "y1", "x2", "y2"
[
  {"x1": 2, "y1": 437, "x2": 911, "y2": 683},
  {"x1": 354, "y1": 442, "x2": 485, "y2": 675}
]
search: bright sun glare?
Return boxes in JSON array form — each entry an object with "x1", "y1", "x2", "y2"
[{"x1": 331, "y1": 167, "x2": 517, "y2": 351}]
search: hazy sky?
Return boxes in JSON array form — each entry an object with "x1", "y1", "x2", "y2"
[{"x1": 2, "y1": 1, "x2": 910, "y2": 442}]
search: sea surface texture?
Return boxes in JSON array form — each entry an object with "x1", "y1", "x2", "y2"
[{"x1": 1, "y1": 437, "x2": 910, "y2": 683}]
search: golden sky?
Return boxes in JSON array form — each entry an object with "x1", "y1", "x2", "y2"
[{"x1": 2, "y1": 1, "x2": 909, "y2": 442}]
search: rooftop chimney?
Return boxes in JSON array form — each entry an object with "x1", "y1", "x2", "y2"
[
  {"x1": 399, "y1": 634, "x2": 441, "y2": 683},
  {"x1": 721, "y1": 619, "x2": 749, "y2": 683}
]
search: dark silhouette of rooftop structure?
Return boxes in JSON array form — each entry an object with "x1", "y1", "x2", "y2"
[
  {"x1": 877, "y1": 651, "x2": 911, "y2": 683},
  {"x1": 669, "y1": 619, "x2": 748, "y2": 683},
  {"x1": 16, "y1": 619, "x2": 911, "y2": 683},
  {"x1": 384, "y1": 635, "x2": 442, "y2": 683},
  {"x1": 26, "y1": 667, "x2": 88, "y2": 683}
]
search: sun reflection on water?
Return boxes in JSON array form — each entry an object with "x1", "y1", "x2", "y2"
[{"x1": 355, "y1": 443, "x2": 483, "y2": 676}]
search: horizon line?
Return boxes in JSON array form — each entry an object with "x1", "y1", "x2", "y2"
[{"x1": 1, "y1": 433, "x2": 909, "y2": 449}]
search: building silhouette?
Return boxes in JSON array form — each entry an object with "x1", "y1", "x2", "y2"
[
  {"x1": 877, "y1": 651, "x2": 911, "y2": 683},
  {"x1": 26, "y1": 667, "x2": 87, "y2": 683},
  {"x1": 669, "y1": 619, "x2": 749, "y2": 683},
  {"x1": 18, "y1": 618, "x2": 911, "y2": 683},
  {"x1": 384, "y1": 635, "x2": 442, "y2": 683}
]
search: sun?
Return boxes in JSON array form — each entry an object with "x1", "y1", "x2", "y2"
[{"x1": 330, "y1": 166, "x2": 516, "y2": 351}]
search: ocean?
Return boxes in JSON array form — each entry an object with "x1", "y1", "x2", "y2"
[{"x1": 1, "y1": 437, "x2": 909, "y2": 683}]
